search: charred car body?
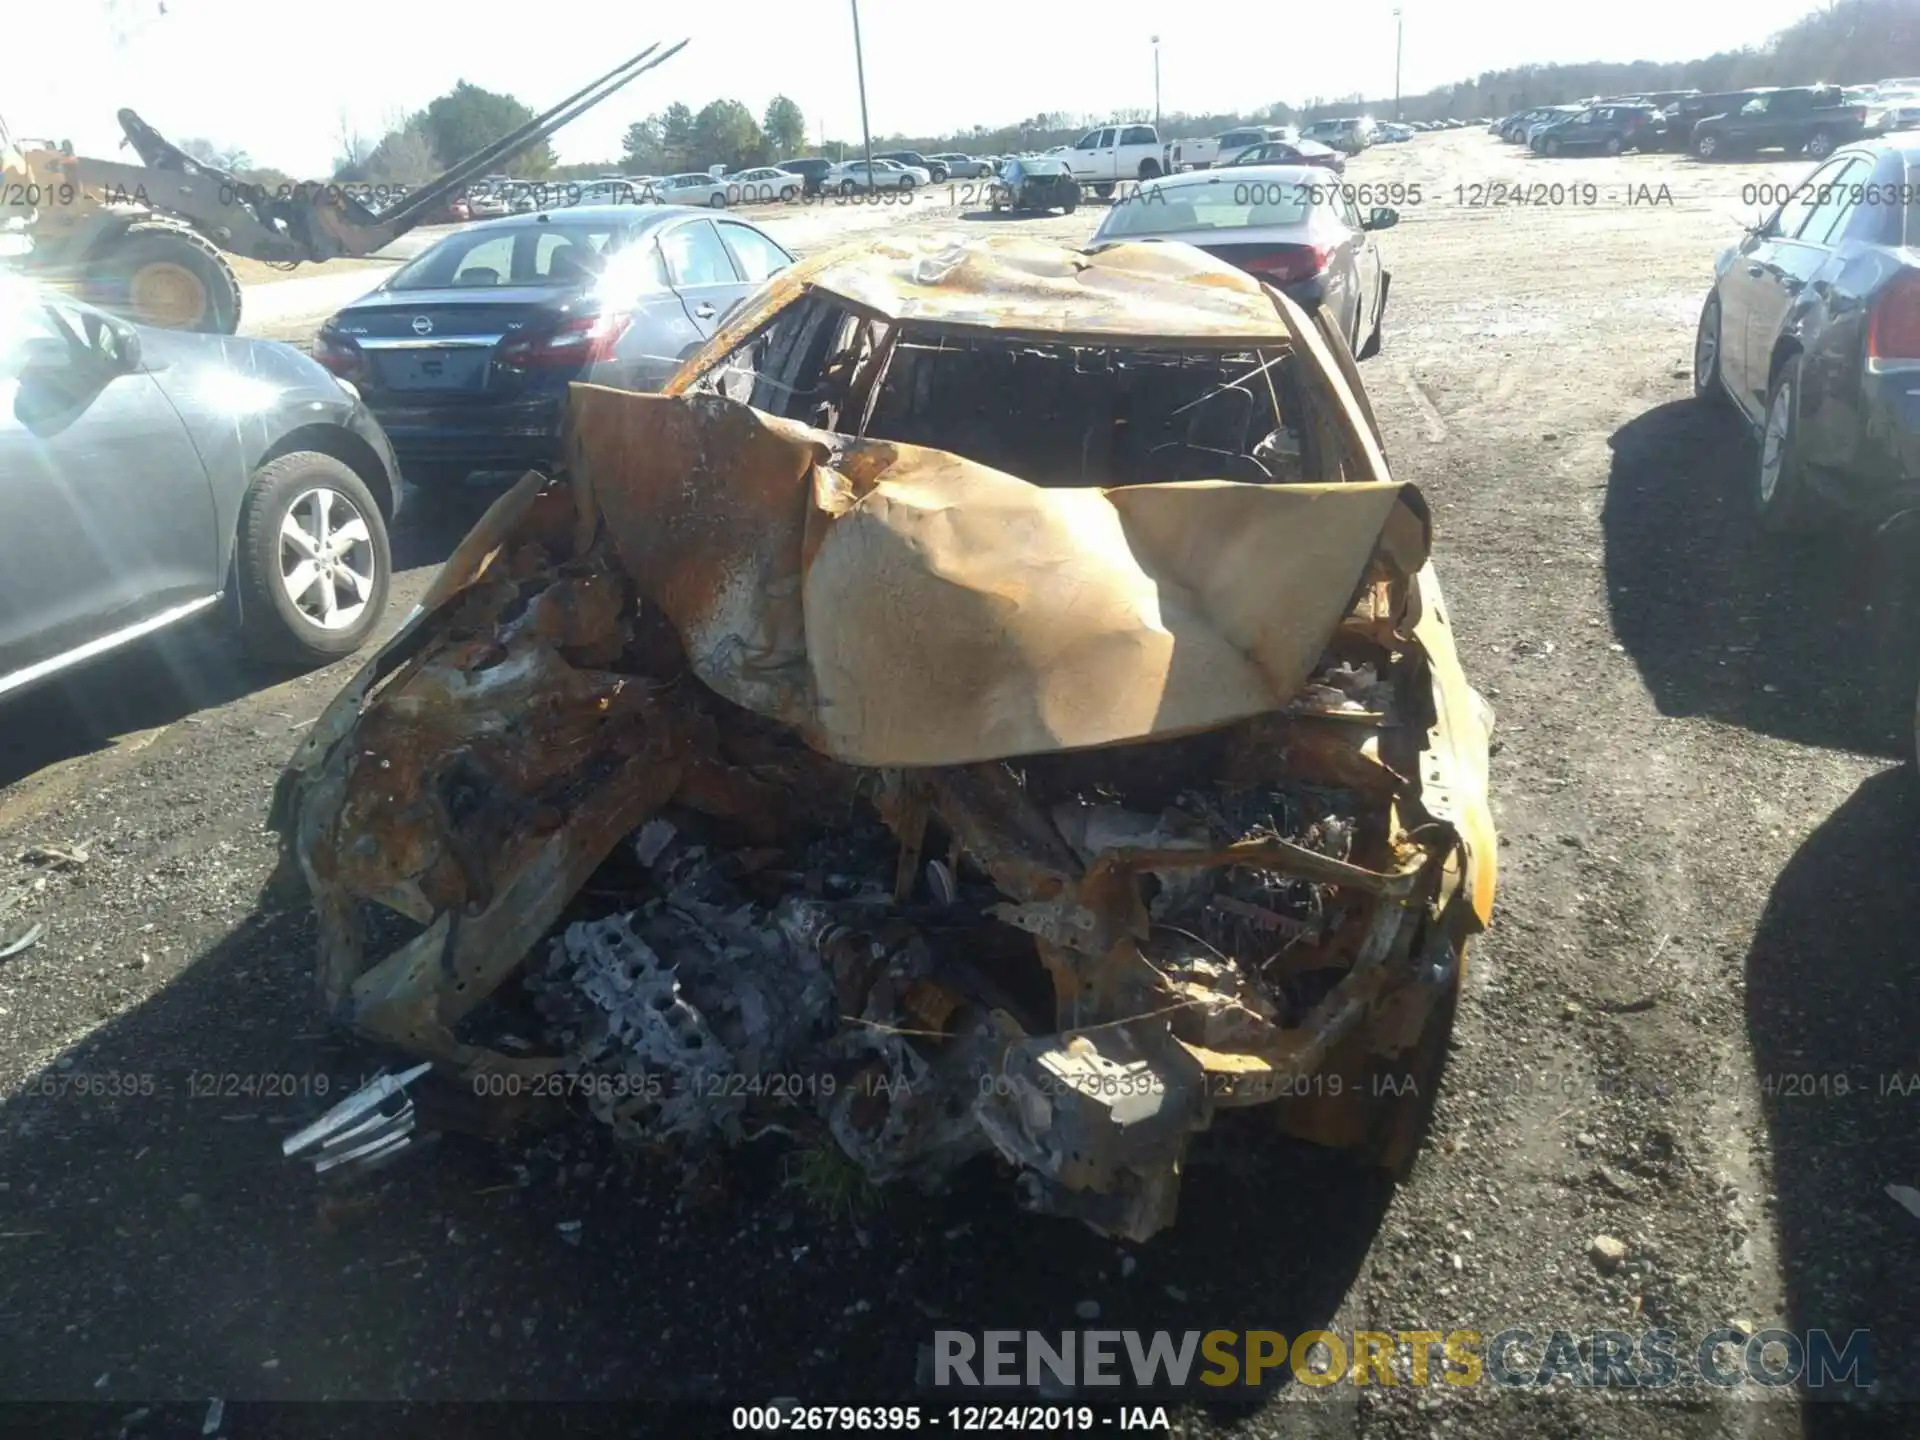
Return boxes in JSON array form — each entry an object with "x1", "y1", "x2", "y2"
[{"x1": 272, "y1": 235, "x2": 1496, "y2": 1241}]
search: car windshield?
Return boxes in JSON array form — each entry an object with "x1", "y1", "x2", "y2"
[
  {"x1": 386, "y1": 224, "x2": 624, "y2": 290},
  {"x1": 1099, "y1": 176, "x2": 1315, "y2": 238}
]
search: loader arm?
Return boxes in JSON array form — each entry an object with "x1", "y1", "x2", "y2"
[{"x1": 44, "y1": 39, "x2": 688, "y2": 267}]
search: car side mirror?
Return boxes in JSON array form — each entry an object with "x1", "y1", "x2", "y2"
[
  {"x1": 1365, "y1": 206, "x2": 1399, "y2": 231},
  {"x1": 0, "y1": 334, "x2": 73, "y2": 381},
  {"x1": 81, "y1": 311, "x2": 143, "y2": 375}
]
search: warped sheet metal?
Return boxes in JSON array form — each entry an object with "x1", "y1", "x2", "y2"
[{"x1": 570, "y1": 388, "x2": 1429, "y2": 768}]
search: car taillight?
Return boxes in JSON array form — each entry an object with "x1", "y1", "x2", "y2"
[
  {"x1": 497, "y1": 311, "x2": 633, "y2": 368},
  {"x1": 1868, "y1": 271, "x2": 1920, "y2": 361},
  {"x1": 1234, "y1": 244, "x2": 1333, "y2": 283},
  {"x1": 312, "y1": 331, "x2": 366, "y2": 382}
]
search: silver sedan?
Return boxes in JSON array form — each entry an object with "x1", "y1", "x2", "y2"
[{"x1": 1088, "y1": 165, "x2": 1396, "y2": 359}]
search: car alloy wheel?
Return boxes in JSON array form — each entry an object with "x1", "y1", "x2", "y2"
[
  {"x1": 1604, "y1": 135, "x2": 1623, "y2": 155},
  {"x1": 236, "y1": 451, "x2": 391, "y2": 664},
  {"x1": 1695, "y1": 133, "x2": 1718, "y2": 159},
  {"x1": 840, "y1": 179, "x2": 857, "y2": 196},
  {"x1": 1755, "y1": 356, "x2": 1817, "y2": 533},
  {"x1": 1693, "y1": 293, "x2": 1724, "y2": 403},
  {"x1": 1806, "y1": 129, "x2": 1835, "y2": 158},
  {"x1": 709, "y1": 192, "x2": 726, "y2": 208},
  {"x1": 281, "y1": 486, "x2": 377, "y2": 633}
]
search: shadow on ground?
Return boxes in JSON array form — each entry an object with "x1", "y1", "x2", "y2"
[
  {"x1": 1603, "y1": 398, "x2": 1912, "y2": 759},
  {"x1": 0, "y1": 903, "x2": 1391, "y2": 1410},
  {"x1": 1745, "y1": 765, "x2": 1920, "y2": 1424}
]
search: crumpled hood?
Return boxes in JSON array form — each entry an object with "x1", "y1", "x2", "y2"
[{"x1": 566, "y1": 386, "x2": 1430, "y2": 767}]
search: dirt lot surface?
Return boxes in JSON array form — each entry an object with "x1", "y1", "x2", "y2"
[{"x1": 3, "y1": 132, "x2": 1917, "y2": 1438}]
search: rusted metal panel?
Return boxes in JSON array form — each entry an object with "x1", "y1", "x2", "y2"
[{"x1": 273, "y1": 234, "x2": 1497, "y2": 1240}]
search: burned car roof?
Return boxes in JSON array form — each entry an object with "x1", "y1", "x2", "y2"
[
  {"x1": 271, "y1": 234, "x2": 1496, "y2": 1242},
  {"x1": 671, "y1": 231, "x2": 1299, "y2": 356}
]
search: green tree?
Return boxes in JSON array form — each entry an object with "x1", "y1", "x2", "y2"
[
  {"x1": 763, "y1": 95, "x2": 806, "y2": 158},
  {"x1": 690, "y1": 99, "x2": 764, "y2": 171},
  {"x1": 422, "y1": 81, "x2": 555, "y2": 178},
  {"x1": 658, "y1": 102, "x2": 696, "y2": 171},
  {"x1": 620, "y1": 116, "x2": 663, "y2": 171}
]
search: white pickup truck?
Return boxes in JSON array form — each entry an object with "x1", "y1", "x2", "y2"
[{"x1": 1063, "y1": 121, "x2": 1165, "y2": 194}]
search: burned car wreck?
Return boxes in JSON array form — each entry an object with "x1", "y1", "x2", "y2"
[{"x1": 271, "y1": 234, "x2": 1496, "y2": 1241}]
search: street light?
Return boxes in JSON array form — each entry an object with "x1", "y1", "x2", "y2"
[
  {"x1": 1152, "y1": 36, "x2": 1161, "y2": 131},
  {"x1": 850, "y1": 0, "x2": 874, "y2": 178},
  {"x1": 1392, "y1": 9, "x2": 1403, "y2": 123}
]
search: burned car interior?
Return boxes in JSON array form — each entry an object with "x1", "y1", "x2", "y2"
[{"x1": 272, "y1": 234, "x2": 1494, "y2": 1242}]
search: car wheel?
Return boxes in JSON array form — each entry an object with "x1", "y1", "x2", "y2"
[
  {"x1": 1756, "y1": 355, "x2": 1819, "y2": 533},
  {"x1": 709, "y1": 192, "x2": 726, "y2": 208},
  {"x1": 1604, "y1": 134, "x2": 1623, "y2": 155},
  {"x1": 840, "y1": 179, "x2": 857, "y2": 196},
  {"x1": 1094, "y1": 182, "x2": 1115, "y2": 199},
  {"x1": 900, "y1": 176, "x2": 916, "y2": 191},
  {"x1": 235, "y1": 451, "x2": 391, "y2": 666},
  {"x1": 782, "y1": 186, "x2": 797, "y2": 201},
  {"x1": 1805, "y1": 128, "x2": 1836, "y2": 159},
  {"x1": 1693, "y1": 131, "x2": 1720, "y2": 159},
  {"x1": 1138, "y1": 159, "x2": 1162, "y2": 180},
  {"x1": 1693, "y1": 293, "x2": 1726, "y2": 405},
  {"x1": 1543, "y1": 138, "x2": 1559, "y2": 155},
  {"x1": 1060, "y1": 185, "x2": 1079, "y2": 214}
]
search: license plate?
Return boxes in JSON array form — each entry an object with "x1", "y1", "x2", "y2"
[{"x1": 380, "y1": 350, "x2": 487, "y2": 391}]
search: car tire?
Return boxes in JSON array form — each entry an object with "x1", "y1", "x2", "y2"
[
  {"x1": 1094, "y1": 182, "x2": 1115, "y2": 199},
  {"x1": 1543, "y1": 138, "x2": 1559, "y2": 155},
  {"x1": 781, "y1": 186, "x2": 797, "y2": 201},
  {"x1": 709, "y1": 192, "x2": 726, "y2": 208},
  {"x1": 1806, "y1": 128, "x2": 1836, "y2": 159},
  {"x1": 1604, "y1": 134, "x2": 1623, "y2": 155},
  {"x1": 235, "y1": 451, "x2": 391, "y2": 666},
  {"x1": 840, "y1": 179, "x2": 857, "y2": 196},
  {"x1": 1138, "y1": 159, "x2": 1162, "y2": 180},
  {"x1": 1060, "y1": 185, "x2": 1079, "y2": 214},
  {"x1": 901, "y1": 176, "x2": 916, "y2": 191},
  {"x1": 1756, "y1": 355, "x2": 1820, "y2": 534},
  {"x1": 1693, "y1": 292, "x2": 1726, "y2": 406},
  {"x1": 1693, "y1": 131, "x2": 1720, "y2": 159}
]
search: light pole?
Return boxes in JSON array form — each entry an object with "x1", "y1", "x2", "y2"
[
  {"x1": 1392, "y1": 9, "x2": 1403, "y2": 123},
  {"x1": 1152, "y1": 36, "x2": 1161, "y2": 130},
  {"x1": 850, "y1": 0, "x2": 874, "y2": 178}
]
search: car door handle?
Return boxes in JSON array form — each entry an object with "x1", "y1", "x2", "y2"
[{"x1": 694, "y1": 303, "x2": 717, "y2": 319}]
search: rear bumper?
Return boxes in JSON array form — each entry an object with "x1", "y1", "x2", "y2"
[
  {"x1": 365, "y1": 391, "x2": 568, "y2": 477},
  {"x1": 1824, "y1": 371, "x2": 1920, "y2": 521}
]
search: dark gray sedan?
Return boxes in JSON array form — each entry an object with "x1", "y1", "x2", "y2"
[
  {"x1": 1087, "y1": 165, "x2": 1396, "y2": 359},
  {"x1": 1694, "y1": 135, "x2": 1920, "y2": 532},
  {"x1": 0, "y1": 277, "x2": 400, "y2": 699},
  {"x1": 313, "y1": 205, "x2": 795, "y2": 488}
]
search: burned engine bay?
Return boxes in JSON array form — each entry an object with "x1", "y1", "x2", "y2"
[{"x1": 273, "y1": 238, "x2": 1495, "y2": 1241}]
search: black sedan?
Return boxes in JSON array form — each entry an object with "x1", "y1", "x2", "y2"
[
  {"x1": 313, "y1": 206, "x2": 794, "y2": 488},
  {"x1": 0, "y1": 277, "x2": 399, "y2": 698},
  {"x1": 1532, "y1": 103, "x2": 1667, "y2": 156},
  {"x1": 1693, "y1": 135, "x2": 1920, "y2": 534}
]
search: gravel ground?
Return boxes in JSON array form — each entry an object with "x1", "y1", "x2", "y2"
[{"x1": 2, "y1": 131, "x2": 1917, "y2": 1439}]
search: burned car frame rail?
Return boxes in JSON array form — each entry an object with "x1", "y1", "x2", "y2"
[{"x1": 271, "y1": 232, "x2": 1495, "y2": 1241}]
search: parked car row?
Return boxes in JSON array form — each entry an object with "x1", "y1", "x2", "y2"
[{"x1": 1494, "y1": 85, "x2": 1883, "y2": 161}]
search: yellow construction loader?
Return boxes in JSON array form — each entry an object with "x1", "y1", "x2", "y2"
[{"x1": 0, "y1": 40, "x2": 685, "y2": 333}]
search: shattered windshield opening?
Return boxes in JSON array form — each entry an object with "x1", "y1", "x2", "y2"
[{"x1": 863, "y1": 333, "x2": 1312, "y2": 486}]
